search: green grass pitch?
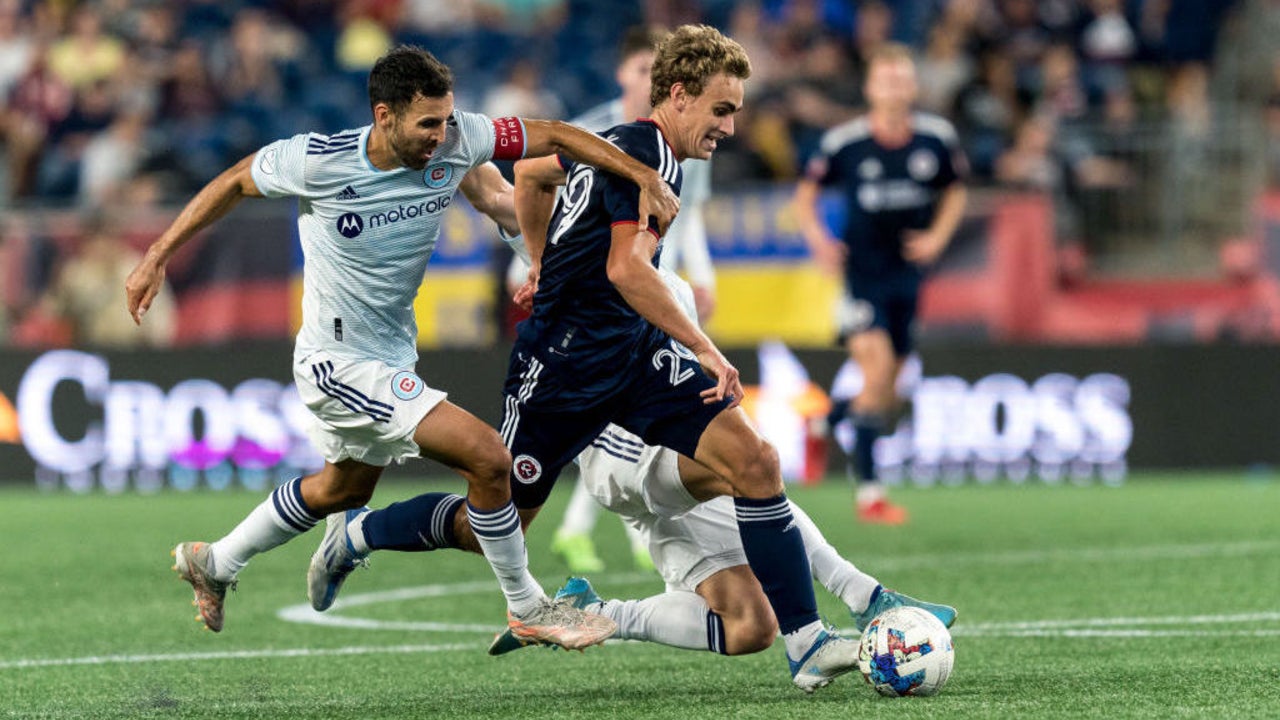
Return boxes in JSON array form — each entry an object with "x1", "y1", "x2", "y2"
[{"x1": 2, "y1": 472, "x2": 1278, "y2": 719}]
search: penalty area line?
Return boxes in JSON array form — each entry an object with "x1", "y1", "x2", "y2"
[{"x1": 0, "y1": 642, "x2": 478, "y2": 671}]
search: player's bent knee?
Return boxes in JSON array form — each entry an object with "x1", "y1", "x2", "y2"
[
  {"x1": 730, "y1": 439, "x2": 783, "y2": 498},
  {"x1": 721, "y1": 607, "x2": 778, "y2": 655}
]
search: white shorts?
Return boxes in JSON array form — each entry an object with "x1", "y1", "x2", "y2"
[
  {"x1": 293, "y1": 351, "x2": 447, "y2": 467},
  {"x1": 578, "y1": 425, "x2": 747, "y2": 593}
]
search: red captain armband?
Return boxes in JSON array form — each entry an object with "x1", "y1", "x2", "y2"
[{"x1": 492, "y1": 117, "x2": 527, "y2": 160}]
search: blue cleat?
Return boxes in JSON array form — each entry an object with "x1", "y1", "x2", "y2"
[
  {"x1": 307, "y1": 508, "x2": 370, "y2": 611},
  {"x1": 853, "y1": 585, "x2": 957, "y2": 632},
  {"x1": 788, "y1": 628, "x2": 859, "y2": 693},
  {"x1": 553, "y1": 576, "x2": 603, "y2": 610}
]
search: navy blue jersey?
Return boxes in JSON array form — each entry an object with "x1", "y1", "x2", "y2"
[
  {"x1": 516, "y1": 119, "x2": 683, "y2": 410},
  {"x1": 806, "y1": 113, "x2": 965, "y2": 287}
]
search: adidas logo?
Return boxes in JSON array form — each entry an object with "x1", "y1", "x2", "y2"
[{"x1": 336, "y1": 185, "x2": 360, "y2": 201}]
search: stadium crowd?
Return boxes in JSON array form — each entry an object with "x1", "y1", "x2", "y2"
[
  {"x1": 0, "y1": 0, "x2": 1247, "y2": 206},
  {"x1": 0, "y1": 0, "x2": 1266, "y2": 347}
]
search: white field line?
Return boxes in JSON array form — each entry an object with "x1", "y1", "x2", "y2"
[
  {"x1": 0, "y1": 643, "x2": 475, "y2": 670},
  {"x1": 886, "y1": 540, "x2": 1280, "y2": 569},
  {"x1": 6, "y1": 541, "x2": 1277, "y2": 671}
]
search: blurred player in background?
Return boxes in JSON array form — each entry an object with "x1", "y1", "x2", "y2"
[
  {"x1": 794, "y1": 44, "x2": 967, "y2": 525},
  {"x1": 125, "y1": 45, "x2": 678, "y2": 648},
  {"x1": 487, "y1": 269, "x2": 956, "y2": 695},
  {"x1": 544, "y1": 25, "x2": 719, "y2": 575}
]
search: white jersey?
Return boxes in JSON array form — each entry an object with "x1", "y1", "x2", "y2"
[
  {"x1": 571, "y1": 100, "x2": 714, "y2": 286},
  {"x1": 251, "y1": 111, "x2": 509, "y2": 368}
]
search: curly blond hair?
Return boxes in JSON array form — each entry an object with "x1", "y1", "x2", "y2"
[{"x1": 649, "y1": 24, "x2": 751, "y2": 108}]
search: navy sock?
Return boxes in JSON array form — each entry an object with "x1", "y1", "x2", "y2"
[
  {"x1": 733, "y1": 495, "x2": 820, "y2": 634},
  {"x1": 852, "y1": 412, "x2": 888, "y2": 483},
  {"x1": 706, "y1": 611, "x2": 728, "y2": 655},
  {"x1": 362, "y1": 493, "x2": 465, "y2": 552}
]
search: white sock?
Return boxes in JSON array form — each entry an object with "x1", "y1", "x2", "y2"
[
  {"x1": 856, "y1": 482, "x2": 886, "y2": 506},
  {"x1": 594, "y1": 591, "x2": 724, "y2": 652},
  {"x1": 467, "y1": 501, "x2": 545, "y2": 616},
  {"x1": 782, "y1": 620, "x2": 825, "y2": 660},
  {"x1": 209, "y1": 478, "x2": 322, "y2": 582},
  {"x1": 558, "y1": 480, "x2": 600, "y2": 536},
  {"x1": 790, "y1": 501, "x2": 879, "y2": 613}
]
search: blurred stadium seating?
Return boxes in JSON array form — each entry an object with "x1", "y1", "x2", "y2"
[{"x1": 2, "y1": 0, "x2": 1277, "y2": 350}]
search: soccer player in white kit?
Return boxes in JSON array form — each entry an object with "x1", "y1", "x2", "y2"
[
  {"x1": 544, "y1": 26, "x2": 720, "y2": 574},
  {"x1": 124, "y1": 45, "x2": 678, "y2": 649}
]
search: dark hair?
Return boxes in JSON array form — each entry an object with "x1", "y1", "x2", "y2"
[
  {"x1": 368, "y1": 45, "x2": 453, "y2": 113},
  {"x1": 618, "y1": 25, "x2": 668, "y2": 63}
]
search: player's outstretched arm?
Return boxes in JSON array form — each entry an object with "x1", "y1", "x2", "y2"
[
  {"x1": 125, "y1": 153, "x2": 264, "y2": 324},
  {"x1": 606, "y1": 225, "x2": 742, "y2": 406},
  {"x1": 519, "y1": 119, "x2": 679, "y2": 235},
  {"x1": 459, "y1": 162, "x2": 520, "y2": 238},
  {"x1": 792, "y1": 179, "x2": 846, "y2": 275}
]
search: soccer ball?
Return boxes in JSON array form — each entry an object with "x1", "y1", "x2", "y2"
[{"x1": 857, "y1": 605, "x2": 954, "y2": 697}]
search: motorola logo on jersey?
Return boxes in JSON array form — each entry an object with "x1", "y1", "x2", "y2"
[
  {"x1": 336, "y1": 212, "x2": 364, "y2": 238},
  {"x1": 368, "y1": 197, "x2": 452, "y2": 228}
]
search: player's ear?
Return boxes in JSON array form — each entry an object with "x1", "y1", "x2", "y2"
[
  {"x1": 372, "y1": 103, "x2": 394, "y2": 128},
  {"x1": 670, "y1": 82, "x2": 687, "y2": 110}
]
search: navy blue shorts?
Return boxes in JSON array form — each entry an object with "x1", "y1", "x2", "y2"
[
  {"x1": 499, "y1": 338, "x2": 733, "y2": 510},
  {"x1": 836, "y1": 280, "x2": 919, "y2": 357}
]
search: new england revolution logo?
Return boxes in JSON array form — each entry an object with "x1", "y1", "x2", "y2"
[
  {"x1": 424, "y1": 163, "x2": 453, "y2": 189},
  {"x1": 391, "y1": 371, "x2": 424, "y2": 400},
  {"x1": 512, "y1": 454, "x2": 542, "y2": 484}
]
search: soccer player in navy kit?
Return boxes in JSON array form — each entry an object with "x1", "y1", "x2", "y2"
[
  {"x1": 499, "y1": 25, "x2": 859, "y2": 689},
  {"x1": 794, "y1": 44, "x2": 967, "y2": 525}
]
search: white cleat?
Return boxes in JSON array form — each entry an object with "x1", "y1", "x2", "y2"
[
  {"x1": 507, "y1": 597, "x2": 617, "y2": 651},
  {"x1": 307, "y1": 509, "x2": 370, "y2": 611},
  {"x1": 789, "y1": 629, "x2": 859, "y2": 693}
]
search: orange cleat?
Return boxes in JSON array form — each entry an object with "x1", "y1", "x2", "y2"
[{"x1": 856, "y1": 498, "x2": 909, "y2": 525}]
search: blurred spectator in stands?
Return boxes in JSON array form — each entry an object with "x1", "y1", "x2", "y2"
[
  {"x1": 160, "y1": 41, "x2": 222, "y2": 122},
  {"x1": 995, "y1": 113, "x2": 1062, "y2": 192},
  {"x1": 1151, "y1": 0, "x2": 1239, "y2": 135},
  {"x1": 209, "y1": 9, "x2": 287, "y2": 113},
  {"x1": 1036, "y1": 43, "x2": 1089, "y2": 122},
  {"x1": 952, "y1": 47, "x2": 1019, "y2": 177},
  {"x1": 849, "y1": 0, "x2": 893, "y2": 75},
  {"x1": 785, "y1": 32, "x2": 859, "y2": 163},
  {"x1": 401, "y1": 0, "x2": 480, "y2": 34},
  {"x1": 79, "y1": 112, "x2": 148, "y2": 208},
  {"x1": 36, "y1": 78, "x2": 118, "y2": 199},
  {"x1": 1076, "y1": 0, "x2": 1138, "y2": 100},
  {"x1": 0, "y1": 0, "x2": 35, "y2": 102},
  {"x1": 481, "y1": 59, "x2": 563, "y2": 120},
  {"x1": 480, "y1": 0, "x2": 567, "y2": 36},
  {"x1": 29, "y1": 214, "x2": 175, "y2": 348},
  {"x1": 995, "y1": 0, "x2": 1052, "y2": 94},
  {"x1": 336, "y1": 3, "x2": 394, "y2": 72},
  {"x1": 1268, "y1": 58, "x2": 1280, "y2": 188},
  {"x1": 46, "y1": 5, "x2": 124, "y2": 91},
  {"x1": 644, "y1": 0, "x2": 700, "y2": 29},
  {"x1": 3, "y1": 47, "x2": 72, "y2": 198},
  {"x1": 158, "y1": 40, "x2": 224, "y2": 191},
  {"x1": 916, "y1": 21, "x2": 974, "y2": 116},
  {"x1": 727, "y1": 2, "x2": 782, "y2": 93}
]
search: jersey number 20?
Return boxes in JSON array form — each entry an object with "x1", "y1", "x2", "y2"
[{"x1": 652, "y1": 340, "x2": 697, "y2": 386}]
